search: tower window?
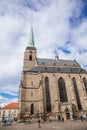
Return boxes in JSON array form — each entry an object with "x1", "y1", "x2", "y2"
[
  {"x1": 30, "y1": 104, "x2": 34, "y2": 115},
  {"x1": 29, "y1": 55, "x2": 32, "y2": 61}
]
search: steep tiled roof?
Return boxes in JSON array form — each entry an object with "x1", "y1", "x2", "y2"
[
  {"x1": 36, "y1": 58, "x2": 80, "y2": 67},
  {"x1": 2, "y1": 103, "x2": 18, "y2": 109}
]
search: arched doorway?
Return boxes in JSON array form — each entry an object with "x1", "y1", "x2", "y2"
[
  {"x1": 66, "y1": 113, "x2": 70, "y2": 120},
  {"x1": 65, "y1": 107, "x2": 70, "y2": 120}
]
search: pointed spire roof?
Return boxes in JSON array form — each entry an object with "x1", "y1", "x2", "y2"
[{"x1": 28, "y1": 25, "x2": 35, "y2": 47}]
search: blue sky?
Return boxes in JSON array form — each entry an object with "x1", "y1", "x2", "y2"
[{"x1": 0, "y1": 0, "x2": 87, "y2": 107}]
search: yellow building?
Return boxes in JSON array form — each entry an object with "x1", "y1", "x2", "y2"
[{"x1": 19, "y1": 27, "x2": 87, "y2": 121}]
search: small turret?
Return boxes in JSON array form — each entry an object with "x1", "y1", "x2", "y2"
[{"x1": 55, "y1": 55, "x2": 59, "y2": 60}]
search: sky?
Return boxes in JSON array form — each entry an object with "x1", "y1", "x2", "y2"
[{"x1": 0, "y1": 0, "x2": 87, "y2": 107}]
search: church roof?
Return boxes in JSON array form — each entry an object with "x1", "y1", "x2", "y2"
[
  {"x1": 25, "y1": 58, "x2": 86, "y2": 74},
  {"x1": 27, "y1": 66, "x2": 86, "y2": 74},
  {"x1": 36, "y1": 58, "x2": 80, "y2": 67}
]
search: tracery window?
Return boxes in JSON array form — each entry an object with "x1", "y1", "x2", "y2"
[
  {"x1": 58, "y1": 77, "x2": 68, "y2": 102},
  {"x1": 72, "y1": 77, "x2": 82, "y2": 110},
  {"x1": 45, "y1": 77, "x2": 51, "y2": 113},
  {"x1": 83, "y1": 77, "x2": 87, "y2": 93}
]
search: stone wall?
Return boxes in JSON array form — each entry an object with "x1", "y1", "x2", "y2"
[{"x1": 19, "y1": 72, "x2": 87, "y2": 120}]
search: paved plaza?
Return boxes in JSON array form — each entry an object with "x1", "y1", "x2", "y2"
[{"x1": 0, "y1": 120, "x2": 87, "y2": 130}]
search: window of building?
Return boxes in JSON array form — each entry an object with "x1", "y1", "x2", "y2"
[
  {"x1": 45, "y1": 77, "x2": 51, "y2": 113},
  {"x1": 72, "y1": 77, "x2": 82, "y2": 110},
  {"x1": 70, "y1": 69, "x2": 72, "y2": 72},
  {"x1": 8, "y1": 111, "x2": 11, "y2": 116},
  {"x1": 9, "y1": 110, "x2": 11, "y2": 113},
  {"x1": 30, "y1": 104, "x2": 34, "y2": 115},
  {"x1": 58, "y1": 68, "x2": 60, "y2": 71},
  {"x1": 3, "y1": 111, "x2": 5, "y2": 116},
  {"x1": 83, "y1": 77, "x2": 87, "y2": 93},
  {"x1": 58, "y1": 77, "x2": 68, "y2": 102},
  {"x1": 45, "y1": 67, "x2": 47, "y2": 70},
  {"x1": 14, "y1": 110, "x2": 16, "y2": 113},
  {"x1": 29, "y1": 55, "x2": 32, "y2": 61}
]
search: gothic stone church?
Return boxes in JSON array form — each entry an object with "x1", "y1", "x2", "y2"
[{"x1": 19, "y1": 27, "x2": 87, "y2": 120}]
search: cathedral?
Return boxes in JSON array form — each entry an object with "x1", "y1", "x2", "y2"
[{"x1": 19, "y1": 27, "x2": 87, "y2": 121}]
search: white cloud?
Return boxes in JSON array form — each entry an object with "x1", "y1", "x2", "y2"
[
  {"x1": 0, "y1": 84, "x2": 18, "y2": 95},
  {"x1": 0, "y1": 95, "x2": 18, "y2": 107},
  {"x1": 72, "y1": 19, "x2": 87, "y2": 50}
]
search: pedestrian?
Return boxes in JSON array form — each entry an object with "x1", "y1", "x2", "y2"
[
  {"x1": 38, "y1": 118, "x2": 41, "y2": 128},
  {"x1": 80, "y1": 116, "x2": 83, "y2": 122},
  {"x1": 58, "y1": 115, "x2": 61, "y2": 122},
  {"x1": 62, "y1": 117, "x2": 64, "y2": 122},
  {"x1": 3, "y1": 118, "x2": 6, "y2": 126}
]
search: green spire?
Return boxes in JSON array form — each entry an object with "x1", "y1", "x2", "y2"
[{"x1": 28, "y1": 25, "x2": 35, "y2": 47}]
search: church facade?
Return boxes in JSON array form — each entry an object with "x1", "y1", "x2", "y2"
[{"x1": 19, "y1": 27, "x2": 87, "y2": 120}]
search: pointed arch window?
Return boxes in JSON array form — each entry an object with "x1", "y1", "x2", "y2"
[
  {"x1": 29, "y1": 55, "x2": 32, "y2": 61},
  {"x1": 83, "y1": 77, "x2": 87, "y2": 93},
  {"x1": 72, "y1": 77, "x2": 82, "y2": 110},
  {"x1": 58, "y1": 77, "x2": 68, "y2": 102},
  {"x1": 30, "y1": 103, "x2": 34, "y2": 115},
  {"x1": 45, "y1": 77, "x2": 51, "y2": 113}
]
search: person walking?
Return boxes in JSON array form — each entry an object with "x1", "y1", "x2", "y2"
[{"x1": 38, "y1": 118, "x2": 41, "y2": 128}]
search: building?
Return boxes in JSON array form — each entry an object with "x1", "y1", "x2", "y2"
[
  {"x1": 0, "y1": 103, "x2": 19, "y2": 121},
  {"x1": 19, "y1": 27, "x2": 87, "y2": 121}
]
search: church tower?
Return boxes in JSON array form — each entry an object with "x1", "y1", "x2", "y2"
[{"x1": 23, "y1": 26, "x2": 37, "y2": 71}]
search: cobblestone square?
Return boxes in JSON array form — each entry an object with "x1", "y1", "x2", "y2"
[{"x1": 0, "y1": 121, "x2": 87, "y2": 130}]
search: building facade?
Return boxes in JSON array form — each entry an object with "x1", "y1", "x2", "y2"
[
  {"x1": 0, "y1": 103, "x2": 19, "y2": 121},
  {"x1": 19, "y1": 27, "x2": 87, "y2": 120}
]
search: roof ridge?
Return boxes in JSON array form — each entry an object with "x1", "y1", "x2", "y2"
[{"x1": 37, "y1": 58, "x2": 56, "y2": 60}]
